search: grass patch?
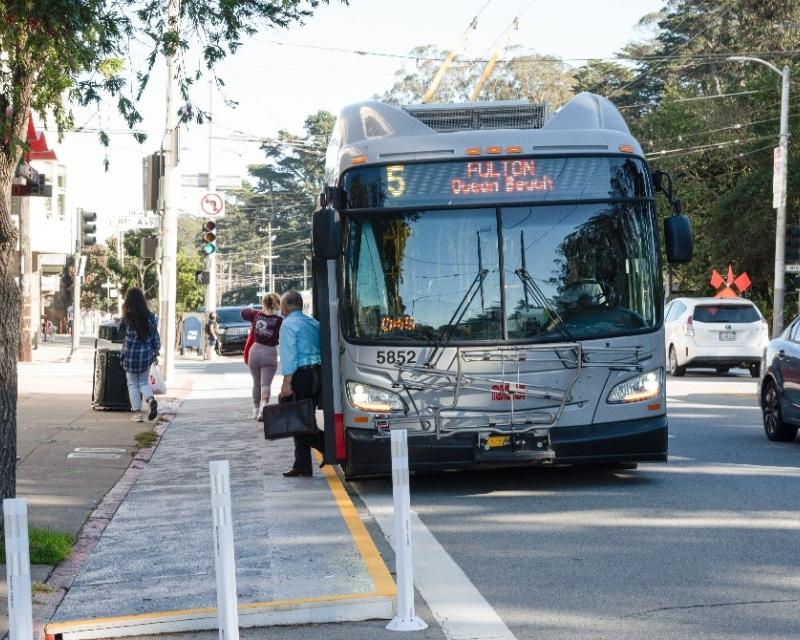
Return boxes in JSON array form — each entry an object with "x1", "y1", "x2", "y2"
[
  {"x1": 32, "y1": 581, "x2": 53, "y2": 594},
  {"x1": 0, "y1": 528, "x2": 74, "y2": 565},
  {"x1": 134, "y1": 429, "x2": 158, "y2": 448}
]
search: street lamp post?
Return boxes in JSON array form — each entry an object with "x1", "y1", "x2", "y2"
[{"x1": 729, "y1": 56, "x2": 791, "y2": 336}]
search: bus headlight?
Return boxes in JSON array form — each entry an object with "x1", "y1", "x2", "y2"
[
  {"x1": 346, "y1": 381, "x2": 407, "y2": 413},
  {"x1": 607, "y1": 369, "x2": 663, "y2": 404}
]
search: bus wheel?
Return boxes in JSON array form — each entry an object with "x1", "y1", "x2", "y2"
[{"x1": 669, "y1": 346, "x2": 685, "y2": 377}]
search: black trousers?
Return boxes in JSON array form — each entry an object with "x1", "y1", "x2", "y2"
[{"x1": 283, "y1": 366, "x2": 325, "y2": 473}]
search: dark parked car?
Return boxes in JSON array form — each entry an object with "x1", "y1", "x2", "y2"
[
  {"x1": 760, "y1": 317, "x2": 800, "y2": 442},
  {"x1": 214, "y1": 306, "x2": 251, "y2": 355}
]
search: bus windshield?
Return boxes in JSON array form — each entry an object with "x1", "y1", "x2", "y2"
[{"x1": 342, "y1": 201, "x2": 660, "y2": 344}]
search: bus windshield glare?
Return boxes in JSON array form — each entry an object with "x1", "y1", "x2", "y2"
[{"x1": 341, "y1": 156, "x2": 660, "y2": 344}]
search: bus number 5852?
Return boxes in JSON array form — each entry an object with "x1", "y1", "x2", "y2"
[{"x1": 376, "y1": 350, "x2": 416, "y2": 365}]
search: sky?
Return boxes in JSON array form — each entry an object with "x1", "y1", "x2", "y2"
[{"x1": 55, "y1": 0, "x2": 664, "y2": 241}]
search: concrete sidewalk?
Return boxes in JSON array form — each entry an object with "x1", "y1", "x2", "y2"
[
  {"x1": 44, "y1": 361, "x2": 395, "y2": 639},
  {"x1": 2, "y1": 337, "x2": 191, "y2": 640}
]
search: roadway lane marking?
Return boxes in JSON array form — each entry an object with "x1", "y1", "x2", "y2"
[{"x1": 358, "y1": 490, "x2": 517, "y2": 640}]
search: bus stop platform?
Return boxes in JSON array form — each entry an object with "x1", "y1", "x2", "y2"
[{"x1": 44, "y1": 366, "x2": 395, "y2": 639}]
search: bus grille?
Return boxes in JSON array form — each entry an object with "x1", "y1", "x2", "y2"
[{"x1": 402, "y1": 102, "x2": 549, "y2": 132}]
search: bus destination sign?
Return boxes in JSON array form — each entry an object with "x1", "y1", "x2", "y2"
[
  {"x1": 342, "y1": 156, "x2": 649, "y2": 209},
  {"x1": 449, "y1": 160, "x2": 555, "y2": 196}
]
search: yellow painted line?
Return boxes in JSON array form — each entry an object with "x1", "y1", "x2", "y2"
[
  {"x1": 45, "y1": 592, "x2": 386, "y2": 633},
  {"x1": 46, "y1": 454, "x2": 395, "y2": 636},
  {"x1": 317, "y1": 451, "x2": 396, "y2": 597}
]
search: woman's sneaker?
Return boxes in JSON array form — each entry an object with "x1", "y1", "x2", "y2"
[
  {"x1": 256, "y1": 402, "x2": 266, "y2": 422},
  {"x1": 130, "y1": 413, "x2": 144, "y2": 423},
  {"x1": 147, "y1": 398, "x2": 158, "y2": 421},
  {"x1": 251, "y1": 405, "x2": 260, "y2": 420}
]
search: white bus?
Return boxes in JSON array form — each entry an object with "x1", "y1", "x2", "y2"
[{"x1": 311, "y1": 93, "x2": 692, "y2": 477}]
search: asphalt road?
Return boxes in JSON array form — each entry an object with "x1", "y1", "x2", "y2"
[
  {"x1": 110, "y1": 369, "x2": 800, "y2": 640},
  {"x1": 351, "y1": 369, "x2": 800, "y2": 640}
]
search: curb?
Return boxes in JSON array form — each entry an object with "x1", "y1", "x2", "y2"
[{"x1": 32, "y1": 380, "x2": 194, "y2": 640}]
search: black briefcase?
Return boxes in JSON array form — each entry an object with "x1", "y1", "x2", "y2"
[{"x1": 263, "y1": 397, "x2": 318, "y2": 440}]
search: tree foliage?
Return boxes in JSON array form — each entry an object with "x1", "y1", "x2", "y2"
[
  {"x1": 0, "y1": 0, "x2": 339, "y2": 505},
  {"x1": 217, "y1": 110, "x2": 335, "y2": 300}
]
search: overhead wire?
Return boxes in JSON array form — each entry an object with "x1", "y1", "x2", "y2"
[{"x1": 645, "y1": 134, "x2": 775, "y2": 159}]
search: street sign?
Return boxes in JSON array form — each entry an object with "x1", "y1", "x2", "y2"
[
  {"x1": 182, "y1": 173, "x2": 242, "y2": 190},
  {"x1": 773, "y1": 146, "x2": 786, "y2": 209},
  {"x1": 115, "y1": 213, "x2": 160, "y2": 230},
  {"x1": 786, "y1": 264, "x2": 800, "y2": 273},
  {"x1": 201, "y1": 192, "x2": 225, "y2": 216}
]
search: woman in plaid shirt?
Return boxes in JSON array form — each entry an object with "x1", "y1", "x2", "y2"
[{"x1": 120, "y1": 288, "x2": 161, "y2": 422}]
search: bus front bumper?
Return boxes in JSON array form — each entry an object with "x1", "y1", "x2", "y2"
[{"x1": 344, "y1": 415, "x2": 668, "y2": 477}]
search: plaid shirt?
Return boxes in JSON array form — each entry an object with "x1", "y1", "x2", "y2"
[{"x1": 120, "y1": 313, "x2": 161, "y2": 373}]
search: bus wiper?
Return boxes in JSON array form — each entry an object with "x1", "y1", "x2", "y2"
[
  {"x1": 425, "y1": 269, "x2": 489, "y2": 369},
  {"x1": 514, "y1": 267, "x2": 574, "y2": 343}
]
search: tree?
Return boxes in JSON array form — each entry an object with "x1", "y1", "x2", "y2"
[
  {"x1": 0, "y1": 1, "x2": 339, "y2": 509},
  {"x1": 217, "y1": 110, "x2": 335, "y2": 298}
]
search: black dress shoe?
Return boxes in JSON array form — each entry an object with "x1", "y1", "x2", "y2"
[{"x1": 283, "y1": 468, "x2": 312, "y2": 477}]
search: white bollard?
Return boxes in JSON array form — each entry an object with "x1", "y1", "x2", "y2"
[
  {"x1": 209, "y1": 460, "x2": 240, "y2": 640},
  {"x1": 386, "y1": 429, "x2": 428, "y2": 632},
  {"x1": 3, "y1": 498, "x2": 33, "y2": 640}
]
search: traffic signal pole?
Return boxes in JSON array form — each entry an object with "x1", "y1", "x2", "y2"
[
  {"x1": 159, "y1": 0, "x2": 180, "y2": 382},
  {"x1": 204, "y1": 78, "x2": 217, "y2": 361}
]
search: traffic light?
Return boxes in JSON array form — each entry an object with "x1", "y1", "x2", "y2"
[
  {"x1": 786, "y1": 224, "x2": 800, "y2": 262},
  {"x1": 81, "y1": 209, "x2": 97, "y2": 247},
  {"x1": 201, "y1": 219, "x2": 217, "y2": 255}
]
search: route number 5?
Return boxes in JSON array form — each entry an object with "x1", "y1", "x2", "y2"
[{"x1": 386, "y1": 165, "x2": 406, "y2": 197}]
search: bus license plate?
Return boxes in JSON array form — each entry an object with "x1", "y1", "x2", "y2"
[
  {"x1": 487, "y1": 435, "x2": 510, "y2": 448},
  {"x1": 719, "y1": 331, "x2": 736, "y2": 341}
]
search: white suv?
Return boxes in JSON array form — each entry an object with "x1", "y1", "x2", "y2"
[{"x1": 664, "y1": 297, "x2": 769, "y2": 378}]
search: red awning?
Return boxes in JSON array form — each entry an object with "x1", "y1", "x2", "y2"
[{"x1": 25, "y1": 115, "x2": 57, "y2": 162}]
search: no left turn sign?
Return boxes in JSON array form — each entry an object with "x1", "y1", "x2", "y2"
[{"x1": 201, "y1": 192, "x2": 225, "y2": 216}]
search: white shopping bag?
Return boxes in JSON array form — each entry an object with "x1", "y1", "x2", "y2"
[{"x1": 149, "y1": 364, "x2": 167, "y2": 395}]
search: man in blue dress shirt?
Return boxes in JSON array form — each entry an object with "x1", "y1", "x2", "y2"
[{"x1": 278, "y1": 290, "x2": 325, "y2": 477}]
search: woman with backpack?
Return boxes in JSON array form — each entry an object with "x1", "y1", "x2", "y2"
[
  {"x1": 120, "y1": 287, "x2": 161, "y2": 423},
  {"x1": 241, "y1": 293, "x2": 282, "y2": 420}
]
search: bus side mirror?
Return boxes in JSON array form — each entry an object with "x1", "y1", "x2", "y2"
[
  {"x1": 313, "y1": 207, "x2": 340, "y2": 260},
  {"x1": 664, "y1": 215, "x2": 693, "y2": 264}
]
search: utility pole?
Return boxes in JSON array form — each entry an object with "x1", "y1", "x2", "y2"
[
  {"x1": 160, "y1": 0, "x2": 180, "y2": 380},
  {"x1": 266, "y1": 222, "x2": 280, "y2": 293},
  {"x1": 268, "y1": 223, "x2": 273, "y2": 293},
  {"x1": 261, "y1": 259, "x2": 267, "y2": 294},
  {"x1": 729, "y1": 56, "x2": 790, "y2": 335},
  {"x1": 17, "y1": 196, "x2": 32, "y2": 361},
  {"x1": 68, "y1": 209, "x2": 81, "y2": 361}
]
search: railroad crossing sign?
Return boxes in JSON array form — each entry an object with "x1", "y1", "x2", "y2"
[
  {"x1": 201, "y1": 192, "x2": 225, "y2": 217},
  {"x1": 711, "y1": 264, "x2": 751, "y2": 299}
]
